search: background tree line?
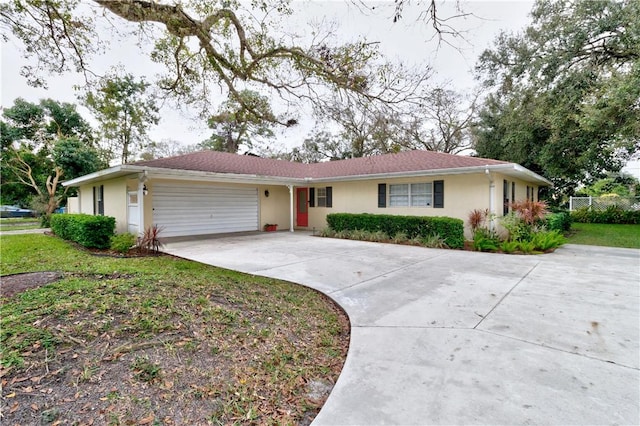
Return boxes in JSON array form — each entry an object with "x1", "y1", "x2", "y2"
[{"x1": 1, "y1": 0, "x2": 638, "y2": 214}]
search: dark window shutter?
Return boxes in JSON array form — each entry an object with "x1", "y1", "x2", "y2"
[
  {"x1": 378, "y1": 183, "x2": 386, "y2": 208},
  {"x1": 93, "y1": 186, "x2": 97, "y2": 215},
  {"x1": 511, "y1": 182, "x2": 515, "y2": 204},
  {"x1": 98, "y1": 185, "x2": 104, "y2": 215},
  {"x1": 434, "y1": 180, "x2": 444, "y2": 208},
  {"x1": 503, "y1": 180, "x2": 509, "y2": 215},
  {"x1": 326, "y1": 186, "x2": 332, "y2": 208},
  {"x1": 309, "y1": 187, "x2": 315, "y2": 208}
]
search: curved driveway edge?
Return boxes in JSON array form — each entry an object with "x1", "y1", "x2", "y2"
[{"x1": 163, "y1": 233, "x2": 640, "y2": 425}]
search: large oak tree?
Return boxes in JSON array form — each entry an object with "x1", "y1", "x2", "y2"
[
  {"x1": 473, "y1": 0, "x2": 640, "y2": 195},
  {"x1": 1, "y1": 0, "x2": 431, "y2": 129}
]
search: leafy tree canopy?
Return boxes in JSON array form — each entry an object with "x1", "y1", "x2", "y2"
[
  {"x1": 83, "y1": 73, "x2": 159, "y2": 164},
  {"x1": 576, "y1": 173, "x2": 639, "y2": 197},
  {"x1": 1, "y1": 98, "x2": 94, "y2": 148},
  {"x1": 199, "y1": 90, "x2": 275, "y2": 153},
  {"x1": 474, "y1": 0, "x2": 640, "y2": 195},
  {"x1": 1, "y1": 98, "x2": 104, "y2": 212},
  {"x1": 1, "y1": 0, "x2": 431, "y2": 128}
]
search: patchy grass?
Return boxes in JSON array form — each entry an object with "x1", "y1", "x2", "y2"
[
  {"x1": 0, "y1": 218, "x2": 40, "y2": 231},
  {"x1": 0, "y1": 234, "x2": 349, "y2": 425},
  {"x1": 567, "y1": 223, "x2": 640, "y2": 249}
]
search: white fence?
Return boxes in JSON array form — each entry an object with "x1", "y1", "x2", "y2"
[{"x1": 569, "y1": 196, "x2": 640, "y2": 211}]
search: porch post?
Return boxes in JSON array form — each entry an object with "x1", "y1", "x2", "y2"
[
  {"x1": 138, "y1": 175, "x2": 146, "y2": 236},
  {"x1": 486, "y1": 167, "x2": 495, "y2": 231},
  {"x1": 288, "y1": 184, "x2": 294, "y2": 232}
]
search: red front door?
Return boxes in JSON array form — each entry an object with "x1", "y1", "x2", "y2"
[{"x1": 296, "y1": 188, "x2": 308, "y2": 227}]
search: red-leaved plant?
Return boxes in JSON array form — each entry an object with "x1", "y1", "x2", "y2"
[
  {"x1": 468, "y1": 209, "x2": 489, "y2": 232},
  {"x1": 138, "y1": 224, "x2": 164, "y2": 254},
  {"x1": 510, "y1": 200, "x2": 548, "y2": 225}
]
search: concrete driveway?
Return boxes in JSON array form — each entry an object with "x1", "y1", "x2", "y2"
[{"x1": 163, "y1": 232, "x2": 640, "y2": 425}]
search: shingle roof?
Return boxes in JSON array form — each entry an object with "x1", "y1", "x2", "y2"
[
  {"x1": 133, "y1": 150, "x2": 307, "y2": 178},
  {"x1": 133, "y1": 150, "x2": 509, "y2": 179}
]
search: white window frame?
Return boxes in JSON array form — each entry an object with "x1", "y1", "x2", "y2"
[
  {"x1": 317, "y1": 187, "x2": 327, "y2": 207},
  {"x1": 389, "y1": 183, "x2": 433, "y2": 207}
]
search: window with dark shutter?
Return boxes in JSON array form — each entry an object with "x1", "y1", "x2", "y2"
[
  {"x1": 378, "y1": 183, "x2": 386, "y2": 208},
  {"x1": 98, "y1": 185, "x2": 104, "y2": 215},
  {"x1": 309, "y1": 187, "x2": 315, "y2": 207},
  {"x1": 93, "y1": 185, "x2": 104, "y2": 215},
  {"x1": 433, "y1": 180, "x2": 444, "y2": 208},
  {"x1": 326, "y1": 186, "x2": 332, "y2": 208},
  {"x1": 503, "y1": 180, "x2": 509, "y2": 215}
]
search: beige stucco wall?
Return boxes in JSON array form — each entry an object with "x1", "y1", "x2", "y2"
[
  {"x1": 304, "y1": 173, "x2": 541, "y2": 238},
  {"x1": 78, "y1": 178, "x2": 128, "y2": 234},
  {"x1": 258, "y1": 185, "x2": 291, "y2": 230},
  {"x1": 306, "y1": 173, "x2": 493, "y2": 231},
  {"x1": 78, "y1": 184, "x2": 93, "y2": 214},
  {"x1": 75, "y1": 172, "x2": 543, "y2": 239},
  {"x1": 66, "y1": 197, "x2": 79, "y2": 214},
  {"x1": 495, "y1": 173, "x2": 539, "y2": 211}
]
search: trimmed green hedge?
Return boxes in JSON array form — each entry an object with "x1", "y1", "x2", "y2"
[
  {"x1": 50, "y1": 214, "x2": 116, "y2": 249},
  {"x1": 546, "y1": 211, "x2": 572, "y2": 232},
  {"x1": 326, "y1": 213, "x2": 464, "y2": 249},
  {"x1": 571, "y1": 206, "x2": 640, "y2": 224}
]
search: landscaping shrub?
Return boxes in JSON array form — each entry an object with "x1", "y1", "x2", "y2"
[
  {"x1": 515, "y1": 240, "x2": 536, "y2": 254},
  {"x1": 50, "y1": 214, "x2": 116, "y2": 249},
  {"x1": 531, "y1": 230, "x2": 567, "y2": 251},
  {"x1": 110, "y1": 232, "x2": 137, "y2": 254},
  {"x1": 468, "y1": 205, "x2": 566, "y2": 254},
  {"x1": 499, "y1": 240, "x2": 520, "y2": 254},
  {"x1": 472, "y1": 228, "x2": 501, "y2": 252},
  {"x1": 571, "y1": 206, "x2": 640, "y2": 224},
  {"x1": 501, "y1": 212, "x2": 533, "y2": 242},
  {"x1": 138, "y1": 224, "x2": 164, "y2": 253},
  {"x1": 325, "y1": 213, "x2": 464, "y2": 249},
  {"x1": 510, "y1": 200, "x2": 549, "y2": 225},
  {"x1": 420, "y1": 234, "x2": 447, "y2": 249},
  {"x1": 546, "y1": 211, "x2": 572, "y2": 232}
]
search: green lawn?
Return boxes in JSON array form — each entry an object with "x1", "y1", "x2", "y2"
[
  {"x1": 0, "y1": 233, "x2": 348, "y2": 424},
  {"x1": 0, "y1": 217, "x2": 40, "y2": 231},
  {"x1": 567, "y1": 223, "x2": 640, "y2": 249}
]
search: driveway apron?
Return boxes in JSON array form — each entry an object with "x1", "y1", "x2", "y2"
[{"x1": 163, "y1": 232, "x2": 640, "y2": 425}]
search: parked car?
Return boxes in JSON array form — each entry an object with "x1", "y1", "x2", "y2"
[{"x1": 0, "y1": 205, "x2": 36, "y2": 218}]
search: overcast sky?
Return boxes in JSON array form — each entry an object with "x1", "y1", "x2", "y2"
[
  {"x1": 1, "y1": 0, "x2": 637, "y2": 177},
  {"x1": 1, "y1": 1, "x2": 533, "y2": 141}
]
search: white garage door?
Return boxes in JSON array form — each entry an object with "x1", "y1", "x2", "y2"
[{"x1": 153, "y1": 183, "x2": 258, "y2": 237}]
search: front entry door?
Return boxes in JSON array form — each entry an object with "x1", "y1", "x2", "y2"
[
  {"x1": 296, "y1": 188, "x2": 308, "y2": 227},
  {"x1": 127, "y1": 191, "x2": 139, "y2": 234}
]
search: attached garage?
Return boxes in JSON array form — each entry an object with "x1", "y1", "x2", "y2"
[{"x1": 152, "y1": 182, "x2": 259, "y2": 238}]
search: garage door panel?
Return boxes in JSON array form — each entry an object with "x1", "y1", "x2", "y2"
[{"x1": 153, "y1": 183, "x2": 258, "y2": 237}]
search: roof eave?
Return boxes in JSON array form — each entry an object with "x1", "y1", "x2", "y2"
[
  {"x1": 62, "y1": 165, "x2": 138, "y2": 187},
  {"x1": 308, "y1": 164, "x2": 552, "y2": 186},
  {"x1": 63, "y1": 161, "x2": 552, "y2": 188},
  {"x1": 140, "y1": 166, "x2": 303, "y2": 185},
  {"x1": 63, "y1": 165, "x2": 304, "y2": 187}
]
